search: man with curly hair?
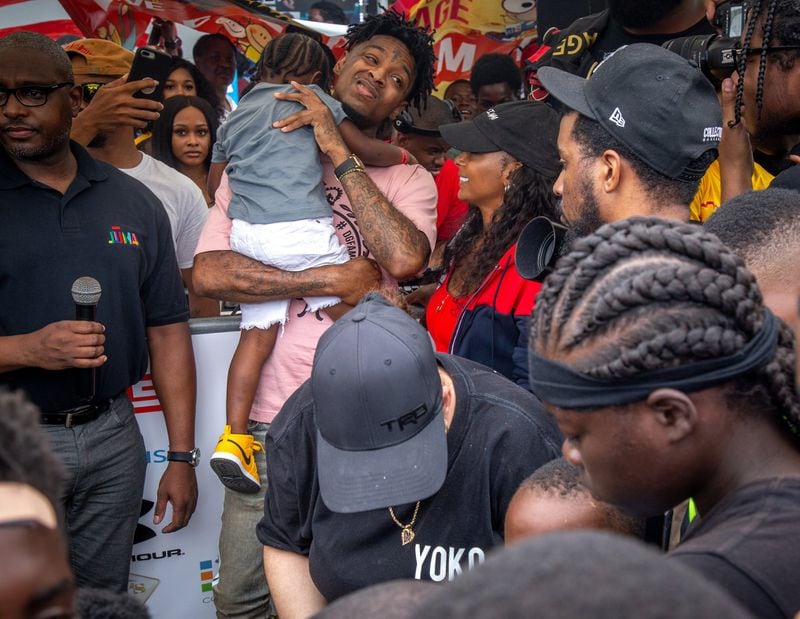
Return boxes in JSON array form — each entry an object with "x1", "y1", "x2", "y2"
[{"x1": 192, "y1": 11, "x2": 438, "y2": 618}]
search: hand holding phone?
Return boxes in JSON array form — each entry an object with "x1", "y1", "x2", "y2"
[{"x1": 128, "y1": 47, "x2": 173, "y2": 100}]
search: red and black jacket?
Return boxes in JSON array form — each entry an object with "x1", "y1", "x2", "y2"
[{"x1": 426, "y1": 244, "x2": 540, "y2": 391}]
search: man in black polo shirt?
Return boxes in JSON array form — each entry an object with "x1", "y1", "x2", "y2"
[{"x1": 0, "y1": 32, "x2": 198, "y2": 592}]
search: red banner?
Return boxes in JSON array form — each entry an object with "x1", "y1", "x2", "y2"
[
  {"x1": 55, "y1": 0, "x2": 343, "y2": 62},
  {"x1": 0, "y1": 0, "x2": 83, "y2": 39}
]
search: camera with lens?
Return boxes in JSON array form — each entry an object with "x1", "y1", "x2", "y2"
[
  {"x1": 662, "y1": 1, "x2": 750, "y2": 88},
  {"x1": 713, "y1": 0, "x2": 751, "y2": 38}
]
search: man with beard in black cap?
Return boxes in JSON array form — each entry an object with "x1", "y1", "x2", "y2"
[{"x1": 527, "y1": 0, "x2": 713, "y2": 98}]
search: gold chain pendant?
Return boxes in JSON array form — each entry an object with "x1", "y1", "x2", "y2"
[{"x1": 389, "y1": 501, "x2": 421, "y2": 546}]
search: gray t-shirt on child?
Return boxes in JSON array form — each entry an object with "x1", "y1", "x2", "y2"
[{"x1": 212, "y1": 83, "x2": 347, "y2": 225}]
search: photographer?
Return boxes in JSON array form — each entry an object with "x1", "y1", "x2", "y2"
[{"x1": 526, "y1": 0, "x2": 713, "y2": 99}]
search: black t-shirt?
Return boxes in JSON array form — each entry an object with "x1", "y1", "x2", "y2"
[
  {"x1": 0, "y1": 143, "x2": 188, "y2": 411},
  {"x1": 669, "y1": 477, "x2": 800, "y2": 619},
  {"x1": 530, "y1": 10, "x2": 714, "y2": 82},
  {"x1": 591, "y1": 15, "x2": 714, "y2": 65},
  {"x1": 257, "y1": 354, "x2": 563, "y2": 602}
]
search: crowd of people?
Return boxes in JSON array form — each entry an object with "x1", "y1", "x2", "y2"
[{"x1": 1, "y1": 0, "x2": 799, "y2": 617}]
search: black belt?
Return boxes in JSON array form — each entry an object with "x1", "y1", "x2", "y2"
[{"x1": 40, "y1": 399, "x2": 113, "y2": 428}]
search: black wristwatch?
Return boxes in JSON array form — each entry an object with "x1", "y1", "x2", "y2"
[
  {"x1": 167, "y1": 447, "x2": 200, "y2": 467},
  {"x1": 334, "y1": 154, "x2": 365, "y2": 181}
]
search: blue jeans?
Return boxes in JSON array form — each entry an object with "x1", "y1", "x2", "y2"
[
  {"x1": 214, "y1": 420, "x2": 273, "y2": 619},
  {"x1": 41, "y1": 394, "x2": 146, "y2": 592}
]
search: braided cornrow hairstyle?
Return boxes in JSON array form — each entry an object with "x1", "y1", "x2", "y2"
[
  {"x1": 530, "y1": 217, "x2": 800, "y2": 439},
  {"x1": 344, "y1": 10, "x2": 436, "y2": 111},
  {"x1": 442, "y1": 164, "x2": 558, "y2": 294},
  {"x1": 731, "y1": 0, "x2": 800, "y2": 127},
  {"x1": 257, "y1": 33, "x2": 333, "y2": 91}
]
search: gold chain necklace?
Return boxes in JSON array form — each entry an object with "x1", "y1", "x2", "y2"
[{"x1": 388, "y1": 501, "x2": 421, "y2": 546}]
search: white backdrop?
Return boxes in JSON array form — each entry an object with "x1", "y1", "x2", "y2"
[{"x1": 128, "y1": 326, "x2": 240, "y2": 618}]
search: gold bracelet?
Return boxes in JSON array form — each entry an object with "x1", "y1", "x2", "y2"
[{"x1": 337, "y1": 166, "x2": 366, "y2": 181}]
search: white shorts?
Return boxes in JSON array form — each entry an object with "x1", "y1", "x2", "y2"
[{"x1": 230, "y1": 217, "x2": 350, "y2": 330}]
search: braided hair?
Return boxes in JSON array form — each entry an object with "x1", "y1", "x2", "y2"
[
  {"x1": 530, "y1": 217, "x2": 799, "y2": 438},
  {"x1": 442, "y1": 162, "x2": 558, "y2": 294},
  {"x1": 256, "y1": 33, "x2": 333, "y2": 91},
  {"x1": 732, "y1": 0, "x2": 800, "y2": 127},
  {"x1": 344, "y1": 10, "x2": 436, "y2": 112}
]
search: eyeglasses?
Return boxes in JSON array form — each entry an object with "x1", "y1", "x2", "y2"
[
  {"x1": 0, "y1": 83, "x2": 73, "y2": 108},
  {"x1": 80, "y1": 82, "x2": 104, "y2": 104},
  {"x1": 733, "y1": 45, "x2": 800, "y2": 63}
]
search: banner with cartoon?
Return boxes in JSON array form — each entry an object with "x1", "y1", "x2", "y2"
[
  {"x1": 391, "y1": 0, "x2": 538, "y2": 90},
  {"x1": 0, "y1": 0, "x2": 340, "y2": 65},
  {"x1": 55, "y1": 0, "x2": 318, "y2": 62}
]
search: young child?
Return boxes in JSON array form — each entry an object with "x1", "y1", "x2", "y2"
[
  {"x1": 209, "y1": 33, "x2": 413, "y2": 493},
  {"x1": 504, "y1": 458, "x2": 646, "y2": 545}
]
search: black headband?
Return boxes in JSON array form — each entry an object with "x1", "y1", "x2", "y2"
[{"x1": 528, "y1": 309, "x2": 779, "y2": 409}]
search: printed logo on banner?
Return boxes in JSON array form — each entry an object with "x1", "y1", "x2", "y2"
[
  {"x1": 199, "y1": 560, "x2": 214, "y2": 593},
  {"x1": 129, "y1": 573, "x2": 160, "y2": 602},
  {"x1": 134, "y1": 499, "x2": 157, "y2": 544},
  {"x1": 128, "y1": 373, "x2": 163, "y2": 414}
]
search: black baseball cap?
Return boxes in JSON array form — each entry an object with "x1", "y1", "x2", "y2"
[
  {"x1": 312, "y1": 293, "x2": 447, "y2": 514},
  {"x1": 538, "y1": 43, "x2": 723, "y2": 179},
  {"x1": 439, "y1": 100, "x2": 561, "y2": 177}
]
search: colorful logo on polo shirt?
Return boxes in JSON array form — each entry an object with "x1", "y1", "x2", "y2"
[
  {"x1": 108, "y1": 226, "x2": 139, "y2": 246},
  {"x1": 199, "y1": 560, "x2": 214, "y2": 593}
]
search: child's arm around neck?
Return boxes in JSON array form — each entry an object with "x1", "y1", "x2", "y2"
[{"x1": 339, "y1": 119, "x2": 413, "y2": 168}]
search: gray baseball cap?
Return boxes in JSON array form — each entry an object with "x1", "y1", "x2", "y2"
[
  {"x1": 538, "y1": 43, "x2": 722, "y2": 179},
  {"x1": 312, "y1": 293, "x2": 447, "y2": 514}
]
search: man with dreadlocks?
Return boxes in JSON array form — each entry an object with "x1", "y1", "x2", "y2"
[
  {"x1": 692, "y1": 0, "x2": 800, "y2": 221},
  {"x1": 529, "y1": 217, "x2": 800, "y2": 619},
  {"x1": 192, "y1": 11, "x2": 437, "y2": 618},
  {"x1": 205, "y1": 32, "x2": 417, "y2": 496},
  {"x1": 730, "y1": 0, "x2": 800, "y2": 174}
]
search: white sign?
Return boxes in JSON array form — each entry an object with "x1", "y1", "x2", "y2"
[{"x1": 129, "y1": 328, "x2": 240, "y2": 618}]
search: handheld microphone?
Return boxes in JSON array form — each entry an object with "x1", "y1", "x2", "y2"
[{"x1": 71, "y1": 277, "x2": 102, "y2": 401}]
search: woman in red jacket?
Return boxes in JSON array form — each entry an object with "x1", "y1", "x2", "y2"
[{"x1": 426, "y1": 101, "x2": 560, "y2": 389}]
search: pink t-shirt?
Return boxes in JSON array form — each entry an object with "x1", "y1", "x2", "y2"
[{"x1": 195, "y1": 162, "x2": 437, "y2": 422}]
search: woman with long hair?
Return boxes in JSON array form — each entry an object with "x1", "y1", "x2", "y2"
[
  {"x1": 529, "y1": 217, "x2": 800, "y2": 618},
  {"x1": 163, "y1": 57, "x2": 225, "y2": 121},
  {"x1": 425, "y1": 101, "x2": 560, "y2": 389},
  {"x1": 137, "y1": 58, "x2": 224, "y2": 155},
  {"x1": 151, "y1": 95, "x2": 219, "y2": 206}
]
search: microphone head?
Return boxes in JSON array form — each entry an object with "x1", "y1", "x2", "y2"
[{"x1": 71, "y1": 277, "x2": 102, "y2": 306}]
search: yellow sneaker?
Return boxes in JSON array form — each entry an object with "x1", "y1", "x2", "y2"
[{"x1": 210, "y1": 426, "x2": 264, "y2": 494}]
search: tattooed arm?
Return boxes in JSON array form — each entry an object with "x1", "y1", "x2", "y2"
[
  {"x1": 274, "y1": 82, "x2": 431, "y2": 280},
  {"x1": 192, "y1": 181, "x2": 381, "y2": 305}
]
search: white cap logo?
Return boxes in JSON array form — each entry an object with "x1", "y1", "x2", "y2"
[
  {"x1": 486, "y1": 108, "x2": 499, "y2": 120},
  {"x1": 609, "y1": 107, "x2": 626, "y2": 128},
  {"x1": 703, "y1": 126, "x2": 722, "y2": 142}
]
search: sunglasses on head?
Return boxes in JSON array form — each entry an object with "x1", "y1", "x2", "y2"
[{"x1": 80, "y1": 82, "x2": 104, "y2": 103}]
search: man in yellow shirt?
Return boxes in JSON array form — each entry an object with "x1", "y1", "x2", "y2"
[{"x1": 690, "y1": 159, "x2": 774, "y2": 222}]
